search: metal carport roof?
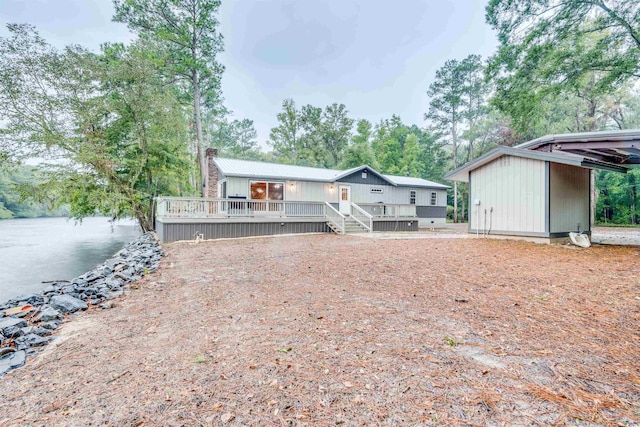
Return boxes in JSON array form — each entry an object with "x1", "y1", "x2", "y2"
[{"x1": 516, "y1": 129, "x2": 640, "y2": 167}]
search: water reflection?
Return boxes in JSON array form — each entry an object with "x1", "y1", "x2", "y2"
[{"x1": 0, "y1": 217, "x2": 140, "y2": 302}]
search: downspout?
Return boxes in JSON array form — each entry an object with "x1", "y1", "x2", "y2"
[
  {"x1": 488, "y1": 207, "x2": 493, "y2": 235},
  {"x1": 476, "y1": 203, "x2": 479, "y2": 238},
  {"x1": 483, "y1": 209, "x2": 487, "y2": 237}
]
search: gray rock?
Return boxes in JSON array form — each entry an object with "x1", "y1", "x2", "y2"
[
  {"x1": 84, "y1": 271, "x2": 105, "y2": 283},
  {"x1": 72, "y1": 279, "x2": 88, "y2": 287},
  {"x1": 41, "y1": 321, "x2": 60, "y2": 330},
  {"x1": 42, "y1": 284, "x2": 58, "y2": 294},
  {"x1": 0, "y1": 317, "x2": 27, "y2": 331},
  {"x1": 36, "y1": 306, "x2": 61, "y2": 322},
  {"x1": 104, "y1": 277, "x2": 124, "y2": 290},
  {"x1": 113, "y1": 272, "x2": 132, "y2": 282},
  {"x1": 50, "y1": 294, "x2": 87, "y2": 313},
  {"x1": 25, "y1": 294, "x2": 44, "y2": 305},
  {"x1": 61, "y1": 285, "x2": 76, "y2": 294},
  {"x1": 21, "y1": 326, "x2": 51, "y2": 336},
  {"x1": 106, "y1": 257, "x2": 125, "y2": 268},
  {"x1": 99, "y1": 301, "x2": 114, "y2": 309},
  {"x1": 0, "y1": 349, "x2": 26, "y2": 376},
  {"x1": 3, "y1": 326, "x2": 23, "y2": 338},
  {"x1": 17, "y1": 333, "x2": 51, "y2": 347}
]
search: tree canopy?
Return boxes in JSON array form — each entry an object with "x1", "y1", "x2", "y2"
[
  {"x1": 113, "y1": 0, "x2": 225, "y2": 195},
  {"x1": 0, "y1": 25, "x2": 192, "y2": 231},
  {"x1": 486, "y1": 0, "x2": 640, "y2": 134}
]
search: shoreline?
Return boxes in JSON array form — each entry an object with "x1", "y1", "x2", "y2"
[{"x1": 0, "y1": 232, "x2": 163, "y2": 376}]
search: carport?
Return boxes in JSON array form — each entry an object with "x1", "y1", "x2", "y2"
[{"x1": 516, "y1": 129, "x2": 640, "y2": 167}]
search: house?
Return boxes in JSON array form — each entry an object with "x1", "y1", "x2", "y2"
[
  {"x1": 155, "y1": 149, "x2": 449, "y2": 243},
  {"x1": 445, "y1": 130, "x2": 639, "y2": 243}
]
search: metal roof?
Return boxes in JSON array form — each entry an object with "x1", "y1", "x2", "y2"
[
  {"x1": 516, "y1": 129, "x2": 640, "y2": 167},
  {"x1": 385, "y1": 175, "x2": 449, "y2": 189},
  {"x1": 213, "y1": 158, "x2": 339, "y2": 181},
  {"x1": 444, "y1": 146, "x2": 627, "y2": 183},
  {"x1": 213, "y1": 157, "x2": 449, "y2": 189}
]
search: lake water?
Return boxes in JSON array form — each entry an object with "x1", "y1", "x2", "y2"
[{"x1": 0, "y1": 217, "x2": 140, "y2": 302}]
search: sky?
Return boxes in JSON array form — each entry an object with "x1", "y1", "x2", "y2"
[{"x1": 0, "y1": 0, "x2": 499, "y2": 147}]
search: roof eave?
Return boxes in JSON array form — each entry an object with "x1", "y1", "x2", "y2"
[{"x1": 221, "y1": 172, "x2": 333, "y2": 183}]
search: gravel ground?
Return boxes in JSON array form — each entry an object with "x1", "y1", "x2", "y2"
[{"x1": 0, "y1": 234, "x2": 639, "y2": 426}]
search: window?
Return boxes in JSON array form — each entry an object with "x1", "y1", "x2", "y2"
[
  {"x1": 409, "y1": 190, "x2": 416, "y2": 205},
  {"x1": 221, "y1": 181, "x2": 227, "y2": 198},
  {"x1": 341, "y1": 187, "x2": 349, "y2": 201},
  {"x1": 370, "y1": 187, "x2": 384, "y2": 194},
  {"x1": 250, "y1": 181, "x2": 284, "y2": 200},
  {"x1": 268, "y1": 182, "x2": 283, "y2": 201},
  {"x1": 250, "y1": 182, "x2": 267, "y2": 199},
  {"x1": 362, "y1": 171, "x2": 367, "y2": 179},
  {"x1": 430, "y1": 191, "x2": 437, "y2": 206}
]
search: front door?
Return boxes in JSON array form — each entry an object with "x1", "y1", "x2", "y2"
[{"x1": 339, "y1": 185, "x2": 351, "y2": 215}]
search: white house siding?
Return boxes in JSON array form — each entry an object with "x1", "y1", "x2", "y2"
[
  {"x1": 549, "y1": 163, "x2": 590, "y2": 234},
  {"x1": 347, "y1": 183, "x2": 445, "y2": 206},
  {"x1": 470, "y1": 155, "x2": 546, "y2": 235},
  {"x1": 222, "y1": 177, "x2": 446, "y2": 206},
  {"x1": 284, "y1": 181, "x2": 335, "y2": 202}
]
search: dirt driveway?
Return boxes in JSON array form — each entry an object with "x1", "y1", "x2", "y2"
[{"x1": 1, "y1": 234, "x2": 639, "y2": 426}]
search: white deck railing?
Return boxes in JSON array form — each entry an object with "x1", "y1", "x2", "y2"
[
  {"x1": 156, "y1": 198, "x2": 416, "y2": 231},
  {"x1": 350, "y1": 203, "x2": 373, "y2": 232},
  {"x1": 324, "y1": 202, "x2": 345, "y2": 234},
  {"x1": 357, "y1": 203, "x2": 417, "y2": 218},
  {"x1": 156, "y1": 197, "x2": 326, "y2": 219}
]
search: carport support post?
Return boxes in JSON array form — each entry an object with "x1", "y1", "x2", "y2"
[{"x1": 590, "y1": 170, "x2": 597, "y2": 230}]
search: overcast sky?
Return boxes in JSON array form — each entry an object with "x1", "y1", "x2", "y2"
[{"x1": 0, "y1": 0, "x2": 498, "y2": 147}]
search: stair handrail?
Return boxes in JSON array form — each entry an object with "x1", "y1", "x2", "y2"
[
  {"x1": 324, "y1": 202, "x2": 345, "y2": 234},
  {"x1": 350, "y1": 202, "x2": 373, "y2": 232}
]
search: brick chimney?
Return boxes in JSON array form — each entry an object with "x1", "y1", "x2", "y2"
[{"x1": 205, "y1": 148, "x2": 219, "y2": 198}]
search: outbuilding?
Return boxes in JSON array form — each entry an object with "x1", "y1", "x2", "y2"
[{"x1": 445, "y1": 129, "x2": 639, "y2": 243}]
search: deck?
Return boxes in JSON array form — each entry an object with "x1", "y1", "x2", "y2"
[{"x1": 155, "y1": 197, "x2": 419, "y2": 242}]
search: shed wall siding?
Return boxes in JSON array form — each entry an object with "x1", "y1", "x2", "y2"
[
  {"x1": 549, "y1": 163, "x2": 590, "y2": 233},
  {"x1": 469, "y1": 155, "x2": 546, "y2": 234}
]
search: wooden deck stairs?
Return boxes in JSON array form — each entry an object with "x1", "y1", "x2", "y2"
[
  {"x1": 343, "y1": 216, "x2": 369, "y2": 234},
  {"x1": 326, "y1": 216, "x2": 370, "y2": 234}
]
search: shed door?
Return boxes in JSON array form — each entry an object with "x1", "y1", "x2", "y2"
[{"x1": 339, "y1": 185, "x2": 351, "y2": 215}]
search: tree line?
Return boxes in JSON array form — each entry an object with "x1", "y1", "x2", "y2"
[{"x1": 0, "y1": 0, "x2": 638, "y2": 227}]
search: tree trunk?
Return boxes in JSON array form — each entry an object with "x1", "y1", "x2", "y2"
[
  {"x1": 193, "y1": 69, "x2": 206, "y2": 197},
  {"x1": 631, "y1": 173, "x2": 638, "y2": 224},
  {"x1": 452, "y1": 119, "x2": 458, "y2": 223},
  {"x1": 461, "y1": 183, "x2": 466, "y2": 222},
  {"x1": 135, "y1": 205, "x2": 154, "y2": 233}
]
